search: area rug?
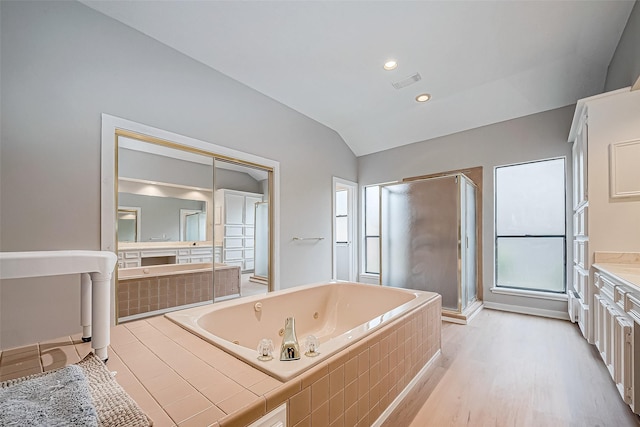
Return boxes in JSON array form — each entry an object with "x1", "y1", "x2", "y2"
[{"x1": 0, "y1": 353, "x2": 152, "y2": 426}]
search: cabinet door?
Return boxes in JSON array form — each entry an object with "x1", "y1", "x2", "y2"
[
  {"x1": 245, "y1": 196, "x2": 262, "y2": 225},
  {"x1": 225, "y1": 193, "x2": 245, "y2": 225}
]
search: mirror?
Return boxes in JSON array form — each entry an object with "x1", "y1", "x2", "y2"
[
  {"x1": 117, "y1": 208, "x2": 140, "y2": 242},
  {"x1": 115, "y1": 135, "x2": 272, "y2": 322}
]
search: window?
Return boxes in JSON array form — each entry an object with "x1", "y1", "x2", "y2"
[
  {"x1": 364, "y1": 185, "x2": 380, "y2": 274},
  {"x1": 495, "y1": 158, "x2": 566, "y2": 293}
]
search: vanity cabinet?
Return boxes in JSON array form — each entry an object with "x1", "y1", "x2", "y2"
[
  {"x1": 215, "y1": 189, "x2": 263, "y2": 272},
  {"x1": 567, "y1": 87, "x2": 640, "y2": 343},
  {"x1": 593, "y1": 265, "x2": 640, "y2": 413},
  {"x1": 117, "y1": 246, "x2": 213, "y2": 268}
]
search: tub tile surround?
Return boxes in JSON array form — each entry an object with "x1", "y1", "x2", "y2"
[{"x1": 0, "y1": 296, "x2": 441, "y2": 427}]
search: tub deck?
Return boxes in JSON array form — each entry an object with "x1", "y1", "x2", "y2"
[{"x1": 0, "y1": 295, "x2": 441, "y2": 427}]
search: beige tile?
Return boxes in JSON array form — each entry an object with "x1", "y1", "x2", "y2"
[
  {"x1": 200, "y1": 375, "x2": 246, "y2": 405},
  {"x1": 369, "y1": 342, "x2": 380, "y2": 365},
  {"x1": 1, "y1": 348, "x2": 40, "y2": 365},
  {"x1": 0, "y1": 366, "x2": 42, "y2": 381},
  {"x1": 357, "y1": 349, "x2": 369, "y2": 377},
  {"x1": 151, "y1": 378, "x2": 198, "y2": 406},
  {"x1": 264, "y1": 378, "x2": 301, "y2": 412},
  {"x1": 41, "y1": 346, "x2": 81, "y2": 371},
  {"x1": 216, "y1": 388, "x2": 260, "y2": 415},
  {"x1": 217, "y1": 397, "x2": 265, "y2": 427},
  {"x1": 120, "y1": 377, "x2": 164, "y2": 415},
  {"x1": 145, "y1": 409, "x2": 175, "y2": 427},
  {"x1": 329, "y1": 390, "x2": 344, "y2": 424},
  {"x1": 327, "y1": 351, "x2": 349, "y2": 373},
  {"x1": 311, "y1": 401, "x2": 329, "y2": 427},
  {"x1": 311, "y1": 374, "x2": 329, "y2": 410},
  {"x1": 0, "y1": 357, "x2": 41, "y2": 376},
  {"x1": 288, "y1": 387, "x2": 311, "y2": 426},
  {"x1": 163, "y1": 393, "x2": 212, "y2": 424},
  {"x1": 186, "y1": 367, "x2": 230, "y2": 391},
  {"x1": 370, "y1": 361, "x2": 380, "y2": 387},
  {"x1": 1, "y1": 344, "x2": 38, "y2": 358},
  {"x1": 358, "y1": 372, "x2": 369, "y2": 397},
  {"x1": 344, "y1": 402, "x2": 358, "y2": 427},
  {"x1": 329, "y1": 365, "x2": 344, "y2": 398},
  {"x1": 344, "y1": 357, "x2": 357, "y2": 385},
  {"x1": 178, "y1": 405, "x2": 226, "y2": 427},
  {"x1": 293, "y1": 415, "x2": 311, "y2": 427},
  {"x1": 300, "y1": 363, "x2": 328, "y2": 389},
  {"x1": 248, "y1": 375, "x2": 282, "y2": 396},
  {"x1": 344, "y1": 379, "x2": 358, "y2": 409},
  {"x1": 231, "y1": 366, "x2": 270, "y2": 388},
  {"x1": 330, "y1": 414, "x2": 344, "y2": 427},
  {"x1": 358, "y1": 392, "x2": 369, "y2": 420},
  {"x1": 39, "y1": 337, "x2": 73, "y2": 351},
  {"x1": 141, "y1": 370, "x2": 185, "y2": 393}
]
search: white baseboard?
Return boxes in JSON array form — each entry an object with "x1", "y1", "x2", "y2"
[
  {"x1": 371, "y1": 349, "x2": 442, "y2": 427},
  {"x1": 483, "y1": 301, "x2": 570, "y2": 320}
]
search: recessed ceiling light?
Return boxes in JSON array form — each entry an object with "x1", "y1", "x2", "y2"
[
  {"x1": 415, "y1": 93, "x2": 431, "y2": 103},
  {"x1": 383, "y1": 60, "x2": 398, "y2": 71}
]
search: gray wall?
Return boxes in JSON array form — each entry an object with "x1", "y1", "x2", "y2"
[
  {"x1": 0, "y1": 1, "x2": 356, "y2": 348},
  {"x1": 358, "y1": 106, "x2": 574, "y2": 316},
  {"x1": 605, "y1": 0, "x2": 640, "y2": 91}
]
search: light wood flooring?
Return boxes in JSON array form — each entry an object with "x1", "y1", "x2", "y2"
[{"x1": 384, "y1": 308, "x2": 640, "y2": 427}]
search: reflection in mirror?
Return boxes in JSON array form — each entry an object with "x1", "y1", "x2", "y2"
[
  {"x1": 115, "y1": 134, "x2": 272, "y2": 323},
  {"x1": 117, "y1": 207, "x2": 140, "y2": 242}
]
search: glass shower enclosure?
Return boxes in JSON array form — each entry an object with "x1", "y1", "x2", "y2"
[{"x1": 380, "y1": 173, "x2": 479, "y2": 320}]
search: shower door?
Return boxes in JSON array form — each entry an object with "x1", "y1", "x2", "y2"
[{"x1": 380, "y1": 174, "x2": 477, "y2": 312}]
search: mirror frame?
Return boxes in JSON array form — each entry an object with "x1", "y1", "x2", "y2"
[{"x1": 101, "y1": 114, "x2": 280, "y2": 325}]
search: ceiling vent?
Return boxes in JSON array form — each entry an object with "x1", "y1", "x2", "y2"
[{"x1": 391, "y1": 73, "x2": 422, "y2": 90}]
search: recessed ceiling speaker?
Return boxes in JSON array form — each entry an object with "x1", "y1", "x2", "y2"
[{"x1": 391, "y1": 73, "x2": 422, "y2": 90}]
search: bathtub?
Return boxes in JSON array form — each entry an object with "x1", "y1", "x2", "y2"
[{"x1": 166, "y1": 281, "x2": 439, "y2": 381}]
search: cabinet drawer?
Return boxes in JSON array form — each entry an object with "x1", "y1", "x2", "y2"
[
  {"x1": 600, "y1": 275, "x2": 616, "y2": 301},
  {"x1": 244, "y1": 249, "x2": 254, "y2": 259},
  {"x1": 178, "y1": 249, "x2": 190, "y2": 256},
  {"x1": 124, "y1": 251, "x2": 140, "y2": 259},
  {"x1": 124, "y1": 260, "x2": 140, "y2": 268},
  {"x1": 244, "y1": 259, "x2": 255, "y2": 270},
  {"x1": 245, "y1": 226, "x2": 255, "y2": 237},
  {"x1": 191, "y1": 248, "x2": 213, "y2": 256},
  {"x1": 625, "y1": 293, "x2": 640, "y2": 323}
]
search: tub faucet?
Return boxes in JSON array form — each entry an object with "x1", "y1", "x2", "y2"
[{"x1": 280, "y1": 317, "x2": 300, "y2": 361}]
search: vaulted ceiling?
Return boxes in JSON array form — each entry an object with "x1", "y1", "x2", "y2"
[{"x1": 83, "y1": 1, "x2": 635, "y2": 156}]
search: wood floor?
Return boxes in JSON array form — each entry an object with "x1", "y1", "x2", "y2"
[{"x1": 384, "y1": 309, "x2": 640, "y2": 427}]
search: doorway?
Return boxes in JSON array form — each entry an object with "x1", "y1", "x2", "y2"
[{"x1": 333, "y1": 177, "x2": 357, "y2": 281}]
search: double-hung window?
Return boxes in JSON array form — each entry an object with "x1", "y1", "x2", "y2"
[{"x1": 495, "y1": 158, "x2": 566, "y2": 293}]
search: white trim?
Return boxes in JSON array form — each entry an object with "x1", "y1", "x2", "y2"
[
  {"x1": 371, "y1": 349, "x2": 442, "y2": 427},
  {"x1": 332, "y1": 177, "x2": 358, "y2": 282},
  {"x1": 483, "y1": 302, "x2": 570, "y2": 320},
  {"x1": 101, "y1": 113, "x2": 281, "y2": 325},
  {"x1": 490, "y1": 286, "x2": 568, "y2": 301}
]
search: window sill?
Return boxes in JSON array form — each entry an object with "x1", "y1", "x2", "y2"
[{"x1": 490, "y1": 287, "x2": 568, "y2": 301}]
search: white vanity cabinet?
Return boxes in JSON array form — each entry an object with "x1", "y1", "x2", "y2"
[
  {"x1": 568, "y1": 87, "x2": 640, "y2": 343},
  {"x1": 117, "y1": 245, "x2": 213, "y2": 267},
  {"x1": 593, "y1": 265, "x2": 640, "y2": 413},
  {"x1": 215, "y1": 189, "x2": 263, "y2": 272}
]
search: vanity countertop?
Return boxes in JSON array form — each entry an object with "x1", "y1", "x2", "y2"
[
  {"x1": 118, "y1": 242, "x2": 215, "y2": 250},
  {"x1": 593, "y1": 251, "x2": 640, "y2": 290}
]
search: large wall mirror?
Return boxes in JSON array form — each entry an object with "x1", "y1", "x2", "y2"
[{"x1": 114, "y1": 133, "x2": 273, "y2": 322}]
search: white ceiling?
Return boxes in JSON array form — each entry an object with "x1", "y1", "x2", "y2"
[{"x1": 83, "y1": 1, "x2": 634, "y2": 156}]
